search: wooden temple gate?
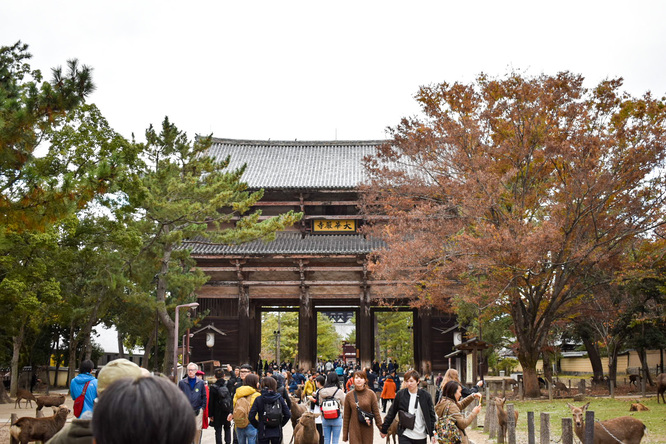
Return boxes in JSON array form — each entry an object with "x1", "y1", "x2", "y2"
[{"x1": 184, "y1": 138, "x2": 459, "y2": 374}]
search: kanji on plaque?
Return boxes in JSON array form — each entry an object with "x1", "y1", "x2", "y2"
[{"x1": 312, "y1": 219, "x2": 356, "y2": 233}]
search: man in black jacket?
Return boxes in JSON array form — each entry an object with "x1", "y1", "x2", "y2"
[{"x1": 380, "y1": 370, "x2": 436, "y2": 444}]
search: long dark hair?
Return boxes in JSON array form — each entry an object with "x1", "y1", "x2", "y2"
[
  {"x1": 325, "y1": 371, "x2": 340, "y2": 388},
  {"x1": 443, "y1": 380, "x2": 462, "y2": 400}
]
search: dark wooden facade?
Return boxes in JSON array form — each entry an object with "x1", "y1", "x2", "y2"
[{"x1": 185, "y1": 139, "x2": 459, "y2": 373}]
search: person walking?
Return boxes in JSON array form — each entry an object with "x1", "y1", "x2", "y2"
[
  {"x1": 380, "y1": 375, "x2": 396, "y2": 413},
  {"x1": 380, "y1": 370, "x2": 436, "y2": 444},
  {"x1": 209, "y1": 367, "x2": 234, "y2": 444},
  {"x1": 249, "y1": 376, "x2": 291, "y2": 444},
  {"x1": 317, "y1": 372, "x2": 346, "y2": 444},
  {"x1": 70, "y1": 359, "x2": 98, "y2": 418},
  {"x1": 342, "y1": 371, "x2": 382, "y2": 444},
  {"x1": 435, "y1": 381, "x2": 482, "y2": 444},
  {"x1": 230, "y1": 373, "x2": 261, "y2": 444},
  {"x1": 178, "y1": 363, "x2": 207, "y2": 444},
  {"x1": 436, "y1": 369, "x2": 483, "y2": 403}
]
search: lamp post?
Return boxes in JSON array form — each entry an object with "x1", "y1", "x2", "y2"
[{"x1": 173, "y1": 302, "x2": 199, "y2": 380}]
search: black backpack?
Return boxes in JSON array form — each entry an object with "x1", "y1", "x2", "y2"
[
  {"x1": 215, "y1": 384, "x2": 232, "y2": 413},
  {"x1": 263, "y1": 397, "x2": 283, "y2": 428}
]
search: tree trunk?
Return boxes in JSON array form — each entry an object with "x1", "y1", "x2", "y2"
[
  {"x1": 10, "y1": 323, "x2": 26, "y2": 397},
  {"x1": 580, "y1": 331, "x2": 605, "y2": 384},
  {"x1": 67, "y1": 322, "x2": 78, "y2": 387},
  {"x1": 155, "y1": 244, "x2": 176, "y2": 376},
  {"x1": 637, "y1": 348, "x2": 654, "y2": 386},
  {"x1": 542, "y1": 352, "x2": 553, "y2": 385},
  {"x1": 143, "y1": 334, "x2": 154, "y2": 371},
  {"x1": 522, "y1": 366, "x2": 541, "y2": 398},
  {"x1": 117, "y1": 331, "x2": 125, "y2": 358}
]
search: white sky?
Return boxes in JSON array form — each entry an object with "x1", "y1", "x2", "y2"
[{"x1": 4, "y1": 1, "x2": 666, "y2": 142}]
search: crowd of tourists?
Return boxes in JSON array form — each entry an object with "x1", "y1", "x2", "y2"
[{"x1": 43, "y1": 358, "x2": 483, "y2": 444}]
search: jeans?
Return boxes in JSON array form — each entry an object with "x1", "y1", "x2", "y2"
[
  {"x1": 236, "y1": 424, "x2": 257, "y2": 444},
  {"x1": 322, "y1": 415, "x2": 342, "y2": 444}
]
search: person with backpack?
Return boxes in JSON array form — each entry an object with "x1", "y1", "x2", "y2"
[
  {"x1": 317, "y1": 372, "x2": 345, "y2": 444},
  {"x1": 230, "y1": 373, "x2": 260, "y2": 444},
  {"x1": 210, "y1": 367, "x2": 234, "y2": 444},
  {"x1": 249, "y1": 376, "x2": 291, "y2": 444}
]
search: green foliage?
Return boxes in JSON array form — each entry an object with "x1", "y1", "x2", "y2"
[
  {"x1": 260, "y1": 312, "x2": 342, "y2": 363},
  {"x1": 375, "y1": 311, "x2": 414, "y2": 370}
]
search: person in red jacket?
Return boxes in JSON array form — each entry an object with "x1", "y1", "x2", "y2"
[{"x1": 380, "y1": 376, "x2": 396, "y2": 413}]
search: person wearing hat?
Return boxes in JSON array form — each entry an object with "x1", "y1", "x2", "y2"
[
  {"x1": 48, "y1": 358, "x2": 144, "y2": 444},
  {"x1": 178, "y1": 362, "x2": 207, "y2": 444}
]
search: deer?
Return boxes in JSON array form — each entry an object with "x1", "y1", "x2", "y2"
[
  {"x1": 14, "y1": 389, "x2": 37, "y2": 409},
  {"x1": 289, "y1": 394, "x2": 308, "y2": 428},
  {"x1": 495, "y1": 397, "x2": 518, "y2": 443},
  {"x1": 656, "y1": 373, "x2": 665, "y2": 404},
  {"x1": 10, "y1": 404, "x2": 70, "y2": 444},
  {"x1": 567, "y1": 402, "x2": 646, "y2": 444},
  {"x1": 385, "y1": 417, "x2": 399, "y2": 444},
  {"x1": 293, "y1": 411, "x2": 320, "y2": 444}
]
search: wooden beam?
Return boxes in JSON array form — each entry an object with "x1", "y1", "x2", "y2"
[
  {"x1": 206, "y1": 280, "x2": 411, "y2": 286},
  {"x1": 196, "y1": 266, "x2": 365, "y2": 272}
]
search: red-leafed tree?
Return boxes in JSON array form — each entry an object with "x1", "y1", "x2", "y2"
[{"x1": 362, "y1": 72, "x2": 666, "y2": 397}]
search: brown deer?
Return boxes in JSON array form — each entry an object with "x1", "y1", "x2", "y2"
[
  {"x1": 567, "y1": 402, "x2": 646, "y2": 444},
  {"x1": 495, "y1": 397, "x2": 518, "y2": 443},
  {"x1": 14, "y1": 389, "x2": 36, "y2": 409},
  {"x1": 35, "y1": 393, "x2": 66, "y2": 411},
  {"x1": 293, "y1": 412, "x2": 320, "y2": 444},
  {"x1": 657, "y1": 373, "x2": 665, "y2": 404},
  {"x1": 386, "y1": 417, "x2": 399, "y2": 444},
  {"x1": 10, "y1": 405, "x2": 70, "y2": 444},
  {"x1": 289, "y1": 394, "x2": 307, "y2": 428}
]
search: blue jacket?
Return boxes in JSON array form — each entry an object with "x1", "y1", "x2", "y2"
[
  {"x1": 178, "y1": 377, "x2": 207, "y2": 412},
  {"x1": 249, "y1": 389, "x2": 291, "y2": 439},
  {"x1": 70, "y1": 373, "x2": 98, "y2": 418}
]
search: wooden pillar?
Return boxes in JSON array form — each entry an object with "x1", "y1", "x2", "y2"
[
  {"x1": 298, "y1": 260, "x2": 315, "y2": 372},
  {"x1": 358, "y1": 287, "x2": 372, "y2": 370},
  {"x1": 414, "y1": 307, "x2": 432, "y2": 375},
  {"x1": 235, "y1": 260, "x2": 251, "y2": 365},
  {"x1": 238, "y1": 284, "x2": 250, "y2": 365},
  {"x1": 249, "y1": 301, "x2": 261, "y2": 368}
]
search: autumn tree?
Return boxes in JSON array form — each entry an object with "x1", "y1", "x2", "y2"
[
  {"x1": 363, "y1": 72, "x2": 666, "y2": 397},
  {"x1": 120, "y1": 118, "x2": 301, "y2": 376}
]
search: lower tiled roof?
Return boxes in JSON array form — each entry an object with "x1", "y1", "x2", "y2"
[{"x1": 185, "y1": 232, "x2": 385, "y2": 256}]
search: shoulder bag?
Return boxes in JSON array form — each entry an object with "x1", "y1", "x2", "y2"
[
  {"x1": 397, "y1": 390, "x2": 418, "y2": 430},
  {"x1": 435, "y1": 404, "x2": 462, "y2": 444},
  {"x1": 353, "y1": 390, "x2": 374, "y2": 426}
]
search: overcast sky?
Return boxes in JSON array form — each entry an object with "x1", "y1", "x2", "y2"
[{"x1": 4, "y1": 1, "x2": 666, "y2": 142}]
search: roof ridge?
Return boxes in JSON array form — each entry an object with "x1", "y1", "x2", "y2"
[{"x1": 210, "y1": 137, "x2": 386, "y2": 147}]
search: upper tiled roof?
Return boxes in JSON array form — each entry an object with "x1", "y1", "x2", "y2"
[
  {"x1": 185, "y1": 232, "x2": 385, "y2": 256},
  {"x1": 206, "y1": 138, "x2": 385, "y2": 189}
]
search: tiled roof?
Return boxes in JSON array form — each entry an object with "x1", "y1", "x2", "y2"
[
  {"x1": 185, "y1": 232, "x2": 385, "y2": 256},
  {"x1": 205, "y1": 138, "x2": 385, "y2": 189}
]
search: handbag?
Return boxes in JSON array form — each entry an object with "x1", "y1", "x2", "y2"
[
  {"x1": 397, "y1": 391, "x2": 419, "y2": 430},
  {"x1": 73, "y1": 380, "x2": 91, "y2": 418},
  {"x1": 353, "y1": 391, "x2": 375, "y2": 426},
  {"x1": 436, "y1": 404, "x2": 462, "y2": 444}
]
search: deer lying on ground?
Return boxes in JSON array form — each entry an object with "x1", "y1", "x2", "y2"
[
  {"x1": 293, "y1": 412, "x2": 320, "y2": 444},
  {"x1": 629, "y1": 403, "x2": 649, "y2": 411},
  {"x1": 10, "y1": 404, "x2": 70, "y2": 444},
  {"x1": 567, "y1": 402, "x2": 646, "y2": 444},
  {"x1": 35, "y1": 393, "x2": 66, "y2": 411},
  {"x1": 553, "y1": 380, "x2": 570, "y2": 397},
  {"x1": 14, "y1": 389, "x2": 36, "y2": 409},
  {"x1": 495, "y1": 397, "x2": 519, "y2": 443},
  {"x1": 657, "y1": 373, "x2": 666, "y2": 404}
]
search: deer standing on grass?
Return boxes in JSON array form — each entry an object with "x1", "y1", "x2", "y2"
[
  {"x1": 567, "y1": 402, "x2": 646, "y2": 444},
  {"x1": 495, "y1": 397, "x2": 518, "y2": 443},
  {"x1": 656, "y1": 373, "x2": 665, "y2": 404}
]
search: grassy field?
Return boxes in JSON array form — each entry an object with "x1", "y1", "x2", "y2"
[{"x1": 482, "y1": 396, "x2": 666, "y2": 443}]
